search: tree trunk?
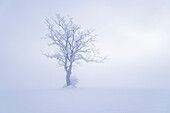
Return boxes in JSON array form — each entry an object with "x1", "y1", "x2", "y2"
[
  {"x1": 66, "y1": 71, "x2": 71, "y2": 86},
  {"x1": 66, "y1": 62, "x2": 73, "y2": 86}
]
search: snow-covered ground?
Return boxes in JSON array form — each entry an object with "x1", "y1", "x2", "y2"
[{"x1": 0, "y1": 88, "x2": 170, "y2": 113}]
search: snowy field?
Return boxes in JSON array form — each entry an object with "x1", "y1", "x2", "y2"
[{"x1": 0, "y1": 88, "x2": 170, "y2": 113}]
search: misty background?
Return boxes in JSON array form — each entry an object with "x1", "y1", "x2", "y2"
[{"x1": 0, "y1": 0, "x2": 170, "y2": 89}]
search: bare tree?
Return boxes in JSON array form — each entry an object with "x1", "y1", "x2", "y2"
[{"x1": 43, "y1": 14, "x2": 104, "y2": 87}]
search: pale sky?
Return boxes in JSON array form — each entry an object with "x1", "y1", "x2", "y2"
[{"x1": 0, "y1": 0, "x2": 170, "y2": 89}]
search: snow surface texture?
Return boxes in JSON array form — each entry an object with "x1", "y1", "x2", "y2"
[{"x1": 0, "y1": 88, "x2": 170, "y2": 113}]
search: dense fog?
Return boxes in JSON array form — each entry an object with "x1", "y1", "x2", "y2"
[{"x1": 0, "y1": 0, "x2": 170, "y2": 89}]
